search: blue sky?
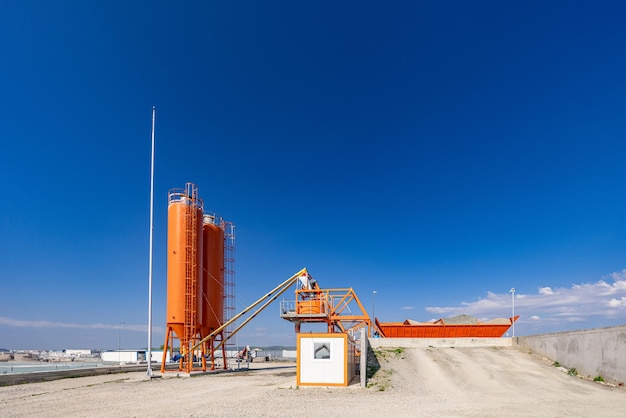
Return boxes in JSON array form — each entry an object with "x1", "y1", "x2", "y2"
[{"x1": 1, "y1": 1, "x2": 626, "y2": 350}]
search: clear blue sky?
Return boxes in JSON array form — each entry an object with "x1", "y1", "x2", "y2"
[{"x1": 2, "y1": 1, "x2": 626, "y2": 350}]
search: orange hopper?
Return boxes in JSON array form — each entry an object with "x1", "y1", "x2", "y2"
[{"x1": 375, "y1": 316, "x2": 519, "y2": 338}]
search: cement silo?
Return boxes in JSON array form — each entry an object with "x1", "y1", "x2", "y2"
[
  {"x1": 161, "y1": 182, "x2": 235, "y2": 374},
  {"x1": 201, "y1": 214, "x2": 225, "y2": 337},
  {"x1": 164, "y1": 183, "x2": 204, "y2": 361}
]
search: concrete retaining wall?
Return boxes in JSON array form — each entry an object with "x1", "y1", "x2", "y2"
[
  {"x1": 370, "y1": 337, "x2": 512, "y2": 349},
  {"x1": 516, "y1": 325, "x2": 626, "y2": 384}
]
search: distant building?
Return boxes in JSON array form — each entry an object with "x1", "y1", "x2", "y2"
[
  {"x1": 101, "y1": 350, "x2": 146, "y2": 364},
  {"x1": 252, "y1": 349, "x2": 296, "y2": 361},
  {"x1": 65, "y1": 349, "x2": 93, "y2": 357}
]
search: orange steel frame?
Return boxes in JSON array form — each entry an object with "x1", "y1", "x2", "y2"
[
  {"x1": 291, "y1": 288, "x2": 377, "y2": 337},
  {"x1": 161, "y1": 328, "x2": 206, "y2": 373},
  {"x1": 206, "y1": 331, "x2": 227, "y2": 371}
]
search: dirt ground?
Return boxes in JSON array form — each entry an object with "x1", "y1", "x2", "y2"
[{"x1": 1, "y1": 347, "x2": 624, "y2": 417}]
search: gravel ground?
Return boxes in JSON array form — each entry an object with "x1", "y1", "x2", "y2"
[{"x1": 1, "y1": 347, "x2": 624, "y2": 417}]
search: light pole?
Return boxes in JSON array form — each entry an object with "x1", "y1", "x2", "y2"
[
  {"x1": 147, "y1": 106, "x2": 156, "y2": 377},
  {"x1": 509, "y1": 288, "x2": 515, "y2": 338},
  {"x1": 118, "y1": 321, "x2": 125, "y2": 364},
  {"x1": 372, "y1": 290, "x2": 377, "y2": 322}
]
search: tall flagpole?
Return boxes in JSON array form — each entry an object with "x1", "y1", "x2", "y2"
[
  {"x1": 147, "y1": 107, "x2": 156, "y2": 377},
  {"x1": 509, "y1": 287, "x2": 515, "y2": 338}
]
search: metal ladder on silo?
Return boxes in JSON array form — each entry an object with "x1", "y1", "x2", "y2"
[
  {"x1": 223, "y1": 221, "x2": 236, "y2": 361},
  {"x1": 183, "y1": 183, "x2": 199, "y2": 368}
]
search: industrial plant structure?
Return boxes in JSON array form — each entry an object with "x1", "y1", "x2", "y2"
[
  {"x1": 161, "y1": 183, "x2": 235, "y2": 373},
  {"x1": 160, "y1": 182, "x2": 516, "y2": 380}
]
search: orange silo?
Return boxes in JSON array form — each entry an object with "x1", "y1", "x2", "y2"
[
  {"x1": 201, "y1": 214, "x2": 225, "y2": 336},
  {"x1": 165, "y1": 183, "x2": 204, "y2": 347}
]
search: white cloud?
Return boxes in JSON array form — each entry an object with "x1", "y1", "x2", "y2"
[
  {"x1": 400, "y1": 306, "x2": 415, "y2": 310},
  {"x1": 606, "y1": 270, "x2": 626, "y2": 292},
  {"x1": 0, "y1": 317, "x2": 153, "y2": 333},
  {"x1": 565, "y1": 317, "x2": 586, "y2": 323},
  {"x1": 425, "y1": 270, "x2": 626, "y2": 333},
  {"x1": 538, "y1": 287, "x2": 555, "y2": 295}
]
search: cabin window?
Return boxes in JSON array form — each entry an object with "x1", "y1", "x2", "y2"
[{"x1": 313, "y1": 342, "x2": 331, "y2": 360}]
